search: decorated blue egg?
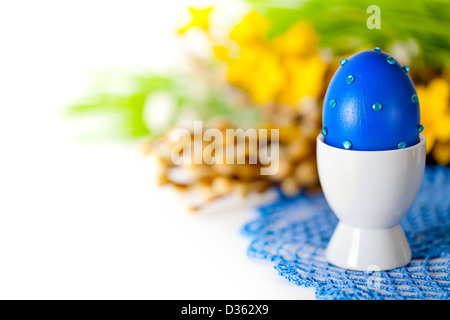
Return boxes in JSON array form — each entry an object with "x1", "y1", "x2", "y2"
[{"x1": 322, "y1": 49, "x2": 422, "y2": 151}]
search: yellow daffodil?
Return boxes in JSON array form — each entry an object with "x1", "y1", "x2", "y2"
[
  {"x1": 272, "y1": 23, "x2": 319, "y2": 59},
  {"x1": 416, "y1": 78, "x2": 450, "y2": 163},
  {"x1": 178, "y1": 7, "x2": 213, "y2": 35},
  {"x1": 212, "y1": 45, "x2": 230, "y2": 61},
  {"x1": 229, "y1": 11, "x2": 269, "y2": 45},
  {"x1": 433, "y1": 141, "x2": 450, "y2": 165},
  {"x1": 227, "y1": 44, "x2": 263, "y2": 89},
  {"x1": 246, "y1": 49, "x2": 286, "y2": 103},
  {"x1": 227, "y1": 45, "x2": 286, "y2": 103},
  {"x1": 226, "y1": 12, "x2": 326, "y2": 106},
  {"x1": 278, "y1": 55, "x2": 328, "y2": 105}
]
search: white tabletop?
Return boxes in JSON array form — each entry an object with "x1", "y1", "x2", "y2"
[{"x1": 0, "y1": 0, "x2": 315, "y2": 299}]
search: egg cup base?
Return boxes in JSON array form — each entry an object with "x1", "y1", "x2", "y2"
[
  {"x1": 325, "y1": 222, "x2": 411, "y2": 271},
  {"x1": 317, "y1": 134, "x2": 426, "y2": 271}
]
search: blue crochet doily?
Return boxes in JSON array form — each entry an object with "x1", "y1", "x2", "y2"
[{"x1": 242, "y1": 166, "x2": 450, "y2": 300}]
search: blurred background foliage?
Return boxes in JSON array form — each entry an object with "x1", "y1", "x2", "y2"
[
  {"x1": 250, "y1": 0, "x2": 450, "y2": 69},
  {"x1": 69, "y1": 0, "x2": 450, "y2": 206}
]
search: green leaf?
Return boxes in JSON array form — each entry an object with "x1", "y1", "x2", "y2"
[
  {"x1": 67, "y1": 70, "x2": 263, "y2": 140},
  {"x1": 67, "y1": 72, "x2": 180, "y2": 139}
]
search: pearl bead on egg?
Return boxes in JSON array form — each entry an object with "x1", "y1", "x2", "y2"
[
  {"x1": 418, "y1": 124, "x2": 424, "y2": 133},
  {"x1": 372, "y1": 102, "x2": 383, "y2": 111},
  {"x1": 343, "y1": 140, "x2": 352, "y2": 149},
  {"x1": 387, "y1": 57, "x2": 396, "y2": 64},
  {"x1": 346, "y1": 75, "x2": 355, "y2": 84}
]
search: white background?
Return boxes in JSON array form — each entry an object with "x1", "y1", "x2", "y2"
[{"x1": 0, "y1": 0, "x2": 315, "y2": 299}]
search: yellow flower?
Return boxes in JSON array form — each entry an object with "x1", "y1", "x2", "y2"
[
  {"x1": 416, "y1": 78, "x2": 450, "y2": 163},
  {"x1": 227, "y1": 45, "x2": 286, "y2": 103},
  {"x1": 226, "y1": 12, "x2": 275, "y2": 102},
  {"x1": 178, "y1": 7, "x2": 213, "y2": 35},
  {"x1": 229, "y1": 11, "x2": 269, "y2": 45},
  {"x1": 212, "y1": 45, "x2": 227, "y2": 61},
  {"x1": 272, "y1": 23, "x2": 319, "y2": 59},
  {"x1": 272, "y1": 22, "x2": 327, "y2": 105},
  {"x1": 226, "y1": 13, "x2": 326, "y2": 106},
  {"x1": 247, "y1": 49, "x2": 286, "y2": 103},
  {"x1": 227, "y1": 44, "x2": 263, "y2": 89},
  {"x1": 432, "y1": 141, "x2": 450, "y2": 165},
  {"x1": 278, "y1": 55, "x2": 328, "y2": 105}
]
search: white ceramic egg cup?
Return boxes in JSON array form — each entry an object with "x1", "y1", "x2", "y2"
[{"x1": 317, "y1": 134, "x2": 426, "y2": 271}]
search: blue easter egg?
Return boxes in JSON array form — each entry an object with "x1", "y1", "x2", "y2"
[{"x1": 322, "y1": 49, "x2": 421, "y2": 151}]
